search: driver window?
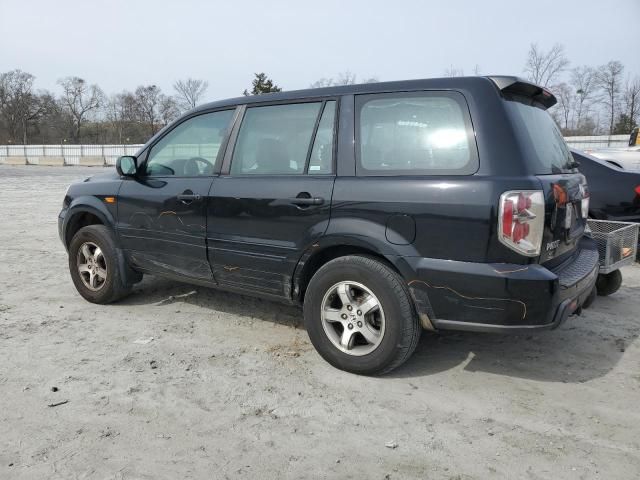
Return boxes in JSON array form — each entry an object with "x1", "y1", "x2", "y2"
[{"x1": 145, "y1": 110, "x2": 235, "y2": 176}]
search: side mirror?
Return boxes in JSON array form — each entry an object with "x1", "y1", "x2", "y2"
[{"x1": 116, "y1": 156, "x2": 137, "y2": 177}]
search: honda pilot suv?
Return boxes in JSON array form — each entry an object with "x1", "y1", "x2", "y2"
[{"x1": 59, "y1": 76, "x2": 599, "y2": 375}]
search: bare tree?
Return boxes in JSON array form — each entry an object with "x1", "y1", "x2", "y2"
[
  {"x1": 444, "y1": 65, "x2": 464, "y2": 77},
  {"x1": 335, "y1": 71, "x2": 358, "y2": 85},
  {"x1": 159, "y1": 95, "x2": 180, "y2": 125},
  {"x1": 105, "y1": 92, "x2": 137, "y2": 144},
  {"x1": 173, "y1": 78, "x2": 208, "y2": 112},
  {"x1": 623, "y1": 76, "x2": 640, "y2": 130},
  {"x1": 309, "y1": 71, "x2": 378, "y2": 88},
  {"x1": 133, "y1": 85, "x2": 177, "y2": 137},
  {"x1": 595, "y1": 60, "x2": 624, "y2": 135},
  {"x1": 570, "y1": 66, "x2": 596, "y2": 129},
  {"x1": 57, "y1": 76, "x2": 103, "y2": 143},
  {"x1": 0, "y1": 70, "x2": 50, "y2": 144},
  {"x1": 472, "y1": 64, "x2": 482, "y2": 76},
  {"x1": 555, "y1": 83, "x2": 575, "y2": 131},
  {"x1": 104, "y1": 95, "x2": 124, "y2": 144},
  {"x1": 309, "y1": 78, "x2": 334, "y2": 88},
  {"x1": 134, "y1": 85, "x2": 163, "y2": 136},
  {"x1": 576, "y1": 116, "x2": 597, "y2": 136},
  {"x1": 31, "y1": 92, "x2": 59, "y2": 142},
  {"x1": 524, "y1": 43, "x2": 569, "y2": 87}
]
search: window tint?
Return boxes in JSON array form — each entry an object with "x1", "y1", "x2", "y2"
[
  {"x1": 231, "y1": 102, "x2": 321, "y2": 175},
  {"x1": 357, "y1": 93, "x2": 477, "y2": 175},
  {"x1": 504, "y1": 99, "x2": 573, "y2": 174},
  {"x1": 308, "y1": 101, "x2": 336, "y2": 174},
  {"x1": 146, "y1": 110, "x2": 234, "y2": 176}
]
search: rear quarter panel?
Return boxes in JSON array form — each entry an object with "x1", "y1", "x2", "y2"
[
  {"x1": 329, "y1": 175, "x2": 543, "y2": 264},
  {"x1": 330, "y1": 80, "x2": 544, "y2": 265}
]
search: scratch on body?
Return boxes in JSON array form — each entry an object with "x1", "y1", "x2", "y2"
[
  {"x1": 492, "y1": 266, "x2": 530, "y2": 275},
  {"x1": 408, "y1": 279, "x2": 526, "y2": 320}
]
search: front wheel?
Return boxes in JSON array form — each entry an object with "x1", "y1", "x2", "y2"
[
  {"x1": 303, "y1": 255, "x2": 420, "y2": 375},
  {"x1": 68, "y1": 225, "x2": 133, "y2": 304}
]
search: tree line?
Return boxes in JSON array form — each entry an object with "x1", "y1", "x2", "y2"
[
  {"x1": 1, "y1": 50, "x2": 637, "y2": 146},
  {"x1": 524, "y1": 43, "x2": 639, "y2": 136},
  {"x1": 0, "y1": 71, "x2": 212, "y2": 145},
  {"x1": 446, "y1": 44, "x2": 639, "y2": 136},
  {"x1": 0, "y1": 70, "x2": 373, "y2": 145}
]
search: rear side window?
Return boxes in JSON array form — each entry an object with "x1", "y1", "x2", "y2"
[
  {"x1": 309, "y1": 101, "x2": 336, "y2": 174},
  {"x1": 231, "y1": 102, "x2": 322, "y2": 175},
  {"x1": 504, "y1": 99, "x2": 573, "y2": 174},
  {"x1": 356, "y1": 92, "x2": 478, "y2": 176}
]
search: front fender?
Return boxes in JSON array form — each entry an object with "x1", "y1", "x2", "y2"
[{"x1": 60, "y1": 196, "x2": 116, "y2": 248}]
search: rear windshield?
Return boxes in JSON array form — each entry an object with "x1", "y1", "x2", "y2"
[{"x1": 505, "y1": 99, "x2": 573, "y2": 174}]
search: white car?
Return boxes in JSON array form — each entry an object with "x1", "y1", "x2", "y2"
[{"x1": 584, "y1": 146, "x2": 640, "y2": 171}]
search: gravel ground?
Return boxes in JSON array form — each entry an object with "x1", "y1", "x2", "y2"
[{"x1": 1, "y1": 165, "x2": 639, "y2": 480}]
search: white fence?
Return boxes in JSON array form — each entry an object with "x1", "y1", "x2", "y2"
[
  {"x1": 0, "y1": 134, "x2": 633, "y2": 166},
  {"x1": 0, "y1": 144, "x2": 143, "y2": 165},
  {"x1": 564, "y1": 134, "x2": 629, "y2": 149}
]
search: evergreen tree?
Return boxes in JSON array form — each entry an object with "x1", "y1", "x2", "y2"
[
  {"x1": 613, "y1": 113, "x2": 637, "y2": 135},
  {"x1": 243, "y1": 73, "x2": 282, "y2": 96}
]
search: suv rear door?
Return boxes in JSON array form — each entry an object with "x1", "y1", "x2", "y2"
[
  {"x1": 206, "y1": 100, "x2": 337, "y2": 298},
  {"x1": 502, "y1": 93, "x2": 588, "y2": 264}
]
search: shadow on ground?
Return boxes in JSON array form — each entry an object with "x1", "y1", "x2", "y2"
[
  {"x1": 392, "y1": 288, "x2": 639, "y2": 383},
  {"x1": 117, "y1": 274, "x2": 303, "y2": 328},
  {"x1": 117, "y1": 275, "x2": 639, "y2": 384}
]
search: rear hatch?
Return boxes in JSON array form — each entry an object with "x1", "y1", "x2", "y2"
[{"x1": 500, "y1": 82, "x2": 589, "y2": 265}]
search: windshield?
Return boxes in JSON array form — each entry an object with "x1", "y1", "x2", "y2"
[{"x1": 505, "y1": 99, "x2": 573, "y2": 174}]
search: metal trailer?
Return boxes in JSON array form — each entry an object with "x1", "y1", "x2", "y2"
[{"x1": 586, "y1": 219, "x2": 639, "y2": 296}]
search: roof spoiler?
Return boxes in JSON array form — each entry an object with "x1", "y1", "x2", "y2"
[{"x1": 487, "y1": 76, "x2": 557, "y2": 109}]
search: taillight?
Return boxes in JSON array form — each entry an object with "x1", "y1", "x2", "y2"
[
  {"x1": 498, "y1": 190, "x2": 545, "y2": 257},
  {"x1": 635, "y1": 185, "x2": 640, "y2": 196},
  {"x1": 553, "y1": 184, "x2": 568, "y2": 205}
]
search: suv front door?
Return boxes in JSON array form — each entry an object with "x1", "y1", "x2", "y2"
[
  {"x1": 207, "y1": 100, "x2": 337, "y2": 298},
  {"x1": 117, "y1": 109, "x2": 235, "y2": 281}
]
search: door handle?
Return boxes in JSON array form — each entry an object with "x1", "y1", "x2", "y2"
[
  {"x1": 288, "y1": 196, "x2": 324, "y2": 206},
  {"x1": 177, "y1": 193, "x2": 202, "y2": 204}
]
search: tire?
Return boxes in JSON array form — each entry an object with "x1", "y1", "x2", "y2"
[
  {"x1": 303, "y1": 255, "x2": 420, "y2": 375},
  {"x1": 596, "y1": 269, "x2": 623, "y2": 297},
  {"x1": 68, "y1": 225, "x2": 133, "y2": 304}
]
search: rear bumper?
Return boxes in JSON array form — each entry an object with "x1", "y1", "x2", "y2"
[{"x1": 400, "y1": 237, "x2": 599, "y2": 332}]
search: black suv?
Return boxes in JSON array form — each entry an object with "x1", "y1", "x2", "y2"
[{"x1": 59, "y1": 76, "x2": 599, "y2": 374}]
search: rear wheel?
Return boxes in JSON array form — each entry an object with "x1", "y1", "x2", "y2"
[
  {"x1": 68, "y1": 225, "x2": 133, "y2": 304},
  {"x1": 303, "y1": 255, "x2": 420, "y2": 375},
  {"x1": 596, "y1": 269, "x2": 622, "y2": 296}
]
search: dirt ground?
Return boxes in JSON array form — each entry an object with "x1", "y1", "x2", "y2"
[{"x1": 0, "y1": 165, "x2": 639, "y2": 480}]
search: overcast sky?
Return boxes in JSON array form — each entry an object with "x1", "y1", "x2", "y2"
[{"x1": 1, "y1": 0, "x2": 638, "y2": 101}]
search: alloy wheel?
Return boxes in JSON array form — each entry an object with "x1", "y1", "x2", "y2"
[
  {"x1": 320, "y1": 281, "x2": 385, "y2": 356},
  {"x1": 76, "y1": 242, "x2": 108, "y2": 291}
]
